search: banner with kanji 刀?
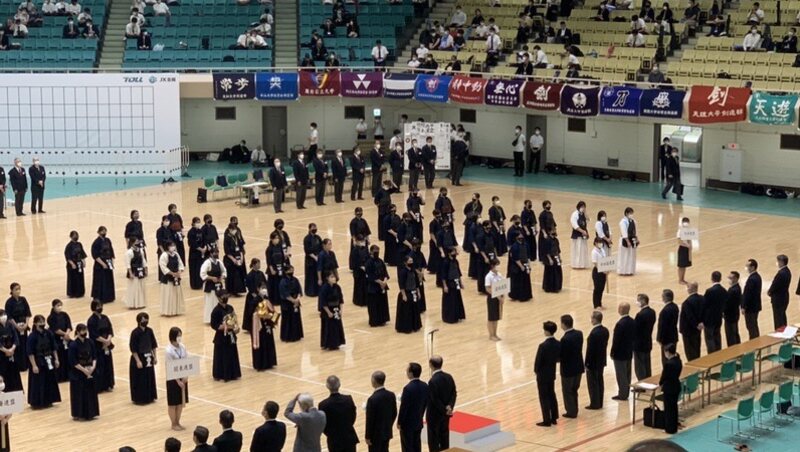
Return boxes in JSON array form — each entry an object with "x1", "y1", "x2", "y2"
[{"x1": 748, "y1": 91, "x2": 798, "y2": 126}]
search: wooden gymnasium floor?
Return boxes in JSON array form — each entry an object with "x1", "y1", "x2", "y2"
[{"x1": 1, "y1": 176, "x2": 798, "y2": 452}]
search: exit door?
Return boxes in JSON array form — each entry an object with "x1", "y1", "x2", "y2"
[{"x1": 262, "y1": 106, "x2": 288, "y2": 159}]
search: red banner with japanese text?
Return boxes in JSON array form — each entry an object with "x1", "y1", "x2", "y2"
[
  {"x1": 522, "y1": 82, "x2": 562, "y2": 110},
  {"x1": 448, "y1": 75, "x2": 488, "y2": 104},
  {"x1": 687, "y1": 86, "x2": 750, "y2": 124},
  {"x1": 298, "y1": 70, "x2": 341, "y2": 96}
]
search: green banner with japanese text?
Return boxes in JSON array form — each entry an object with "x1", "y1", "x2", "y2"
[{"x1": 748, "y1": 91, "x2": 798, "y2": 126}]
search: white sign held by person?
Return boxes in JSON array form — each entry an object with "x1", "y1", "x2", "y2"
[
  {"x1": 491, "y1": 278, "x2": 511, "y2": 298},
  {"x1": 0, "y1": 391, "x2": 24, "y2": 415},
  {"x1": 165, "y1": 356, "x2": 201, "y2": 381},
  {"x1": 597, "y1": 255, "x2": 617, "y2": 273},
  {"x1": 679, "y1": 227, "x2": 699, "y2": 242}
]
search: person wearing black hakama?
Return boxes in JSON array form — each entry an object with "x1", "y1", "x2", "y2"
[
  {"x1": 406, "y1": 188, "x2": 425, "y2": 242},
  {"x1": 319, "y1": 276, "x2": 346, "y2": 351},
  {"x1": 538, "y1": 201, "x2": 556, "y2": 264},
  {"x1": 27, "y1": 317, "x2": 62, "y2": 408},
  {"x1": 129, "y1": 313, "x2": 157, "y2": 404},
  {"x1": 165, "y1": 327, "x2": 188, "y2": 431},
  {"x1": 397, "y1": 213, "x2": 417, "y2": 264},
  {"x1": 210, "y1": 295, "x2": 242, "y2": 382},
  {"x1": 187, "y1": 218, "x2": 206, "y2": 290},
  {"x1": 303, "y1": 225, "x2": 323, "y2": 297},
  {"x1": 506, "y1": 216, "x2": 524, "y2": 249},
  {"x1": 509, "y1": 234, "x2": 533, "y2": 302},
  {"x1": 488, "y1": 197, "x2": 507, "y2": 256},
  {"x1": 374, "y1": 180, "x2": 399, "y2": 242},
  {"x1": 467, "y1": 219, "x2": 482, "y2": 280},
  {"x1": 87, "y1": 301, "x2": 114, "y2": 393},
  {"x1": 266, "y1": 234, "x2": 287, "y2": 305},
  {"x1": 64, "y1": 231, "x2": 87, "y2": 298},
  {"x1": 166, "y1": 204, "x2": 186, "y2": 265},
  {"x1": 382, "y1": 207, "x2": 401, "y2": 267},
  {"x1": 251, "y1": 302, "x2": 278, "y2": 371},
  {"x1": 463, "y1": 211, "x2": 478, "y2": 266},
  {"x1": 124, "y1": 210, "x2": 145, "y2": 245},
  {"x1": 365, "y1": 247, "x2": 391, "y2": 327},
  {"x1": 435, "y1": 188, "x2": 456, "y2": 224},
  {"x1": 463, "y1": 196, "x2": 483, "y2": 251},
  {"x1": 223, "y1": 225, "x2": 247, "y2": 296},
  {"x1": 409, "y1": 240, "x2": 428, "y2": 313},
  {"x1": 5, "y1": 285, "x2": 31, "y2": 372},
  {"x1": 350, "y1": 237, "x2": 369, "y2": 307},
  {"x1": 68, "y1": 324, "x2": 99, "y2": 420},
  {"x1": 0, "y1": 412, "x2": 9, "y2": 452},
  {"x1": 243, "y1": 260, "x2": 268, "y2": 334},
  {"x1": 349, "y1": 208, "x2": 372, "y2": 271},
  {"x1": 0, "y1": 317, "x2": 22, "y2": 392},
  {"x1": 47, "y1": 300, "x2": 72, "y2": 382},
  {"x1": 317, "y1": 239, "x2": 340, "y2": 287},
  {"x1": 279, "y1": 269, "x2": 304, "y2": 342},
  {"x1": 272, "y1": 220, "x2": 293, "y2": 266},
  {"x1": 427, "y1": 212, "x2": 444, "y2": 278},
  {"x1": 542, "y1": 231, "x2": 563, "y2": 293},
  {"x1": 156, "y1": 217, "x2": 173, "y2": 281},
  {"x1": 90, "y1": 227, "x2": 116, "y2": 303},
  {"x1": 463, "y1": 193, "x2": 484, "y2": 219},
  {"x1": 440, "y1": 251, "x2": 466, "y2": 324},
  {"x1": 474, "y1": 222, "x2": 497, "y2": 294},
  {"x1": 201, "y1": 214, "x2": 220, "y2": 259},
  {"x1": 435, "y1": 220, "x2": 458, "y2": 265},
  {"x1": 521, "y1": 200, "x2": 538, "y2": 261},
  {"x1": 396, "y1": 257, "x2": 422, "y2": 333}
]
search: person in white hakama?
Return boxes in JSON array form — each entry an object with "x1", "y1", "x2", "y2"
[
  {"x1": 159, "y1": 241, "x2": 185, "y2": 316},
  {"x1": 124, "y1": 238, "x2": 148, "y2": 309},
  {"x1": 595, "y1": 210, "x2": 612, "y2": 255},
  {"x1": 200, "y1": 250, "x2": 227, "y2": 323},
  {"x1": 617, "y1": 207, "x2": 638, "y2": 275},
  {"x1": 569, "y1": 201, "x2": 590, "y2": 269}
]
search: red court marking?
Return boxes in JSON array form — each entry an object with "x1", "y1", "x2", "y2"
[{"x1": 449, "y1": 411, "x2": 499, "y2": 433}]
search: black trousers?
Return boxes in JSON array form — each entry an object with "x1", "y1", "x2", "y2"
[
  {"x1": 426, "y1": 415, "x2": 449, "y2": 452},
  {"x1": 31, "y1": 185, "x2": 44, "y2": 212},
  {"x1": 662, "y1": 176, "x2": 683, "y2": 198},
  {"x1": 0, "y1": 189, "x2": 4, "y2": 217},
  {"x1": 591, "y1": 267, "x2": 606, "y2": 308},
  {"x1": 561, "y1": 374, "x2": 581, "y2": 417},
  {"x1": 308, "y1": 144, "x2": 318, "y2": 159},
  {"x1": 682, "y1": 331, "x2": 701, "y2": 361},
  {"x1": 368, "y1": 440, "x2": 389, "y2": 452},
  {"x1": 328, "y1": 445, "x2": 357, "y2": 452},
  {"x1": 371, "y1": 171, "x2": 382, "y2": 196},
  {"x1": 528, "y1": 149, "x2": 541, "y2": 173},
  {"x1": 663, "y1": 392, "x2": 680, "y2": 434},
  {"x1": 724, "y1": 319, "x2": 741, "y2": 346},
  {"x1": 315, "y1": 179, "x2": 326, "y2": 204},
  {"x1": 659, "y1": 156, "x2": 667, "y2": 181},
  {"x1": 704, "y1": 326, "x2": 722, "y2": 354},
  {"x1": 296, "y1": 183, "x2": 307, "y2": 208},
  {"x1": 351, "y1": 176, "x2": 364, "y2": 200},
  {"x1": 633, "y1": 350, "x2": 651, "y2": 380},
  {"x1": 272, "y1": 188, "x2": 284, "y2": 212},
  {"x1": 513, "y1": 152, "x2": 524, "y2": 176},
  {"x1": 14, "y1": 189, "x2": 25, "y2": 215},
  {"x1": 408, "y1": 168, "x2": 420, "y2": 190},
  {"x1": 744, "y1": 312, "x2": 760, "y2": 339},
  {"x1": 334, "y1": 177, "x2": 345, "y2": 202},
  {"x1": 392, "y1": 168, "x2": 403, "y2": 188},
  {"x1": 451, "y1": 160, "x2": 464, "y2": 185},
  {"x1": 423, "y1": 164, "x2": 435, "y2": 188},
  {"x1": 772, "y1": 300, "x2": 788, "y2": 330},
  {"x1": 536, "y1": 377, "x2": 559, "y2": 424},
  {"x1": 586, "y1": 367, "x2": 604, "y2": 408},
  {"x1": 399, "y1": 427, "x2": 421, "y2": 452}
]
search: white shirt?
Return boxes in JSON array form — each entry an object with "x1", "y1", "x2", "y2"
[
  {"x1": 747, "y1": 8, "x2": 764, "y2": 22},
  {"x1": 77, "y1": 12, "x2": 92, "y2": 23},
  {"x1": 309, "y1": 129, "x2": 319, "y2": 144},
  {"x1": 153, "y1": 2, "x2": 169, "y2": 14},
  {"x1": 591, "y1": 246, "x2": 606, "y2": 264},
  {"x1": 200, "y1": 258, "x2": 228, "y2": 281},
  {"x1": 251, "y1": 34, "x2": 267, "y2": 47},
  {"x1": 55, "y1": 1, "x2": 67, "y2": 11},
  {"x1": 529, "y1": 133, "x2": 544, "y2": 149},
  {"x1": 570, "y1": 210, "x2": 582, "y2": 231},
  {"x1": 159, "y1": 252, "x2": 185, "y2": 279},
  {"x1": 533, "y1": 49, "x2": 548, "y2": 65},
  {"x1": 255, "y1": 22, "x2": 271, "y2": 35},
  {"x1": 743, "y1": 32, "x2": 761, "y2": 50},
  {"x1": 568, "y1": 54, "x2": 580, "y2": 66},
  {"x1": 389, "y1": 135, "x2": 402, "y2": 150},
  {"x1": 416, "y1": 46, "x2": 429, "y2": 59},
  {"x1": 42, "y1": 2, "x2": 57, "y2": 13},
  {"x1": 125, "y1": 22, "x2": 140, "y2": 36},
  {"x1": 514, "y1": 133, "x2": 526, "y2": 152},
  {"x1": 438, "y1": 33, "x2": 454, "y2": 49},
  {"x1": 237, "y1": 33, "x2": 249, "y2": 47},
  {"x1": 355, "y1": 121, "x2": 368, "y2": 133},
  {"x1": 451, "y1": 10, "x2": 467, "y2": 26},
  {"x1": 619, "y1": 217, "x2": 631, "y2": 240},
  {"x1": 130, "y1": 12, "x2": 145, "y2": 24},
  {"x1": 595, "y1": 220, "x2": 610, "y2": 239},
  {"x1": 484, "y1": 270, "x2": 504, "y2": 293},
  {"x1": 408, "y1": 58, "x2": 421, "y2": 68},
  {"x1": 475, "y1": 24, "x2": 488, "y2": 38},
  {"x1": 374, "y1": 122, "x2": 384, "y2": 136},
  {"x1": 486, "y1": 34, "x2": 501, "y2": 52},
  {"x1": 631, "y1": 17, "x2": 646, "y2": 31},
  {"x1": 260, "y1": 12, "x2": 274, "y2": 24},
  {"x1": 251, "y1": 148, "x2": 266, "y2": 163},
  {"x1": 125, "y1": 248, "x2": 147, "y2": 270},
  {"x1": 164, "y1": 342, "x2": 187, "y2": 361},
  {"x1": 626, "y1": 33, "x2": 645, "y2": 47},
  {"x1": 372, "y1": 45, "x2": 388, "y2": 61},
  {"x1": 66, "y1": 2, "x2": 81, "y2": 14}
]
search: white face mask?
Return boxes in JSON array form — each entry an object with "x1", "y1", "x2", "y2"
[
  {"x1": 317, "y1": 153, "x2": 323, "y2": 159},
  {"x1": 0, "y1": 383, "x2": 5, "y2": 391},
  {"x1": 0, "y1": 315, "x2": 7, "y2": 323},
  {"x1": 298, "y1": 154, "x2": 304, "y2": 161},
  {"x1": 682, "y1": 222, "x2": 689, "y2": 227},
  {"x1": 336, "y1": 152, "x2": 342, "y2": 157},
  {"x1": 15, "y1": 162, "x2": 21, "y2": 168},
  {"x1": 193, "y1": 223, "x2": 201, "y2": 229},
  {"x1": 494, "y1": 200, "x2": 501, "y2": 205},
  {"x1": 163, "y1": 221, "x2": 170, "y2": 227},
  {"x1": 601, "y1": 216, "x2": 607, "y2": 222},
  {"x1": 628, "y1": 214, "x2": 634, "y2": 219},
  {"x1": 176, "y1": 336, "x2": 183, "y2": 344},
  {"x1": 275, "y1": 161, "x2": 281, "y2": 167},
  {"x1": 33, "y1": 160, "x2": 40, "y2": 166},
  {"x1": 169, "y1": 247, "x2": 177, "y2": 255}
]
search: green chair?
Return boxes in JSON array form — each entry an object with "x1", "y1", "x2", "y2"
[
  {"x1": 680, "y1": 372, "x2": 702, "y2": 414},
  {"x1": 775, "y1": 381, "x2": 794, "y2": 424},
  {"x1": 708, "y1": 360, "x2": 737, "y2": 403},
  {"x1": 762, "y1": 343, "x2": 793, "y2": 381},
  {"x1": 754, "y1": 389, "x2": 776, "y2": 431},
  {"x1": 737, "y1": 352, "x2": 756, "y2": 390},
  {"x1": 716, "y1": 397, "x2": 755, "y2": 442}
]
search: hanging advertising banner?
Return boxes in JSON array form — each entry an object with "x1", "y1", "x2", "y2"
[
  {"x1": 522, "y1": 82, "x2": 562, "y2": 110},
  {"x1": 414, "y1": 75, "x2": 452, "y2": 103},
  {"x1": 383, "y1": 73, "x2": 417, "y2": 99},
  {"x1": 484, "y1": 78, "x2": 524, "y2": 107},
  {"x1": 748, "y1": 91, "x2": 798, "y2": 126},
  {"x1": 298, "y1": 70, "x2": 341, "y2": 96},
  {"x1": 559, "y1": 85, "x2": 600, "y2": 117},
  {"x1": 599, "y1": 86, "x2": 642, "y2": 117},
  {"x1": 639, "y1": 89, "x2": 686, "y2": 119},
  {"x1": 688, "y1": 86, "x2": 750, "y2": 124},
  {"x1": 255, "y1": 72, "x2": 298, "y2": 101},
  {"x1": 340, "y1": 72, "x2": 383, "y2": 98},
  {"x1": 213, "y1": 73, "x2": 255, "y2": 100},
  {"x1": 448, "y1": 75, "x2": 488, "y2": 104}
]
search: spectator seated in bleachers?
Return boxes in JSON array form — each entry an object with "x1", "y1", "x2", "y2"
[
  {"x1": 62, "y1": 16, "x2": 80, "y2": 38},
  {"x1": 516, "y1": 13, "x2": 531, "y2": 44},
  {"x1": 451, "y1": 4, "x2": 467, "y2": 28},
  {"x1": 626, "y1": 28, "x2": 646, "y2": 47},
  {"x1": 53, "y1": 0, "x2": 68, "y2": 15},
  {"x1": 736, "y1": 26, "x2": 762, "y2": 51},
  {"x1": 516, "y1": 53, "x2": 533, "y2": 76},
  {"x1": 485, "y1": 27, "x2": 501, "y2": 66},
  {"x1": 82, "y1": 19, "x2": 98, "y2": 39},
  {"x1": 523, "y1": 0, "x2": 538, "y2": 17},
  {"x1": 443, "y1": 55, "x2": 461, "y2": 74},
  {"x1": 300, "y1": 53, "x2": 315, "y2": 68},
  {"x1": 656, "y1": 2, "x2": 674, "y2": 24},
  {"x1": 332, "y1": 0, "x2": 347, "y2": 26},
  {"x1": 236, "y1": 29, "x2": 268, "y2": 49},
  {"x1": 533, "y1": 22, "x2": 555, "y2": 43},
  {"x1": 371, "y1": 39, "x2": 388, "y2": 67},
  {"x1": 467, "y1": 8, "x2": 484, "y2": 37},
  {"x1": 311, "y1": 38, "x2": 327, "y2": 60},
  {"x1": 325, "y1": 51, "x2": 341, "y2": 67},
  {"x1": 640, "y1": 0, "x2": 655, "y2": 22},
  {"x1": 778, "y1": 28, "x2": 798, "y2": 53},
  {"x1": 77, "y1": 7, "x2": 91, "y2": 25},
  {"x1": 565, "y1": 44, "x2": 582, "y2": 70},
  {"x1": 555, "y1": 21, "x2": 572, "y2": 44},
  {"x1": 253, "y1": 18, "x2": 272, "y2": 37},
  {"x1": 251, "y1": 146, "x2": 268, "y2": 167},
  {"x1": 308, "y1": 30, "x2": 321, "y2": 48},
  {"x1": 647, "y1": 62, "x2": 666, "y2": 83},
  {"x1": 0, "y1": 29, "x2": 9, "y2": 50},
  {"x1": 153, "y1": 0, "x2": 171, "y2": 18},
  {"x1": 706, "y1": 14, "x2": 726, "y2": 36},
  {"x1": 708, "y1": 0, "x2": 720, "y2": 17},
  {"x1": 631, "y1": 14, "x2": 647, "y2": 34},
  {"x1": 489, "y1": 0, "x2": 502, "y2": 7},
  {"x1": 595, "y1": 1, "x2": 611, "y2": 21},
  {"x1": 346, "y1": 19, "x2": 358, "y2": 37},
  {"x1": 137, "y1": 30, "x2": 151, "y2": 49},
  {"x1": 41, "y1": 0, "x2": 58, "y2": 15},
  {"x1": 746, "y1": 2, "x2": 764, "y2": 25},
  {"x1": 65, "y1": 0, "x2": 81, "y2": 16},
  {"x1": 438, "y1": 28, "x2": 455, "y2": 50},
  {"x1": 125, "y1": 17, "x2": 141, "y2": 39},
  {"x1": 617, "y1": 0, "x2": 634, "y2": 11},
  {"x1": 415, "y1": 42, "x2": 428, "y2": 59},
  {"x1": 130, "y1": 7, "x2": 146, "y2": 27},
  {"x1": 533, "y1": 44, "x2": 549, "y2": 67},
  {"x1": 454, "y1": 28, "x2": 466, "y2": 50},
  {"x1": 407, "y1": 53, "x2": 421, "y2": 70},
  {"x1": 130, "y1": 0, "x2": 144, "y2": 12},
  {"x1": 681, "y1": 0, "x2": 700, "y2": 32},
  {"x1": 419, "y1": 53, "x2": 438, "y2": 72},
  {"x1": 260, "y1": 8, "x2": 273, "y2": 25},
  {"x1": 320, "y1": 18, "x2": 335, "y2": 37},
  {"x1": 11, "y1": 18, "x2": 28, "y2": 38}
]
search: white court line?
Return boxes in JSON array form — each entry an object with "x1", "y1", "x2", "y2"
[
  {"x1": 636, "y1": 216, "x2": 758, "y2": 250},
  {"x1": 351, "y1": 328, "x2": 374, "y2": 335}
]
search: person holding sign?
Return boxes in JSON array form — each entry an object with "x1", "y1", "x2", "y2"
[
  {"x1": 509, "y1": 232, "x2": 532, "y2": 302},
  {"x1": 27, "y1": 315, "x2": 61, "y2": 409},
  {"x1": 0, "y1": 376, "x2": 12, "y2": 452},
  {"x1": 617, "y1": 208, "x2": 638, "y2": 276},
  {"x1": 570, "y1": 201, "x2": 590, "y2": 269},
  {"x1": 485, "y1": 259, "x2": 505, "y2": 341},
  {"x1": 68, "y1": 323, "x2": 99, "y2": 421},
  {"x1": 129, "y1": 312, "x2": 157, "y2": 405},
  {"x1": 591, "y1": 238, "x2": 608, "y2": 309},
  {"x1": 165, "y1": 326, "x2": 188, "y2": 431},
  {"x1": 676, "y1": 217, "x2": 693, "y2": 285}
]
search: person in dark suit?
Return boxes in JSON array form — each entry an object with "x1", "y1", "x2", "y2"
[
  {"x1": 450, "y1": 133, "x2": 468, "y2": 186},
  {"x1": 610, "y1": 303, "x2": 635, "y2": 400},
  {"x1": 28, "y1": 158, "x2": 46, "y2": 214},
  {"x1": 350, "y1": 147, "x2": 366, "y2": 201},
  {"x1": 369, "y1": 141, "x2": 385, "y2": 197},
  {"x1": 724, "y1": 271, "x2": 743, "y2": 346},
  {"x1": 137, "y1": 30, "x2": 153, "y2": 50},
  {"x1": 9, "y1": 158, "x2": 27, "y2": 216},
  {"x1": 555, "y1": 21, "x2": 573, "y2": 44},
  {"x1": 250, "y1": 401, "x2": 286, "y2": 452},
  {"x1": 365, "y1": 371, "x2": 397, "y2": 452},
  {"x1": 421, "y1": 136, "x2": 437, "y2": 189},
  {"x1": 191, "y1": 426, "x2": 217, "y2": 452},
  {"x1": 212, "y1": 410, "x2": 243, "y2": 452},
  {"x1": 633, "y1": 294, "x2": 656, "y2": 380},
  {"x1": 656, "y1": 289, "x2": 679, "y2": 365},
  {"x1": 584, "y1": 310, "x2": 609, "y2": 410},
  {"x1": 679, "y1": 282, "x2": 704, "y2": 360},
  {"x1": 767, "y1": 255, "x2": 792, "y2": 330},
  {"x1": 659, "y1": 343, "x2": 683, "y2": 434},
  {"x1": 742, "y1": 259, "x2": 762, "y2": 339},
  {"x1": 312, "y1": 150, "x2": 328, "y2": 206},
  {"x1": 406, "y1": 139, "x2": 422, "y2": 191},
  {"x1": 388, "y1": 141, "x2": 405, "y2": 189},
  {"x1": 230, "y1": 140, "x2": 249, "y2": 164},
  {"x1": 291, "y1": 152, "x2": 309, "y2": 210},
  {"x1": 0, "y1": 164, "x2": 6, "y2": 219},
  {"x1": 559, "y1": 314, "x2": 584, "y2": 418},
  {"x1": 661, "y1": 147, "x2": 683, "y2": 201},
  {"x1": 397, "y1": 362, "x2": 428, "y2": 452},
  {"x1": 165, "y1": 437, "x2": 182, "y2": 452},
  {"x1": 702, "y1": 271, "x2": 726, "y2": 353},
  {"x1": 426, "y1": 355, "x2": 457, "y2": 450},
  {"x1": 318, "y1": 375, "x2": 359, "y2": 452},
  {"x1": 657, "y1": 137, "x2": 671, "y2": 180},
  {"x1": 268, "y1": 159, "x2": 287, "y2": 214},
  {"x1": 331, "y1": 150, "x2": 348, "y2": 203},
  {"x1": 534, "y1": 321, "x2": 560, "y2": 426},
  {"x1": 63, "y1": 17, "x2": 80, "y2": 38}
]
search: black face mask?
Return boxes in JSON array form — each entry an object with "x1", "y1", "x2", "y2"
[
  {"x1": 95, "y1": 307, "x2": 103, "y2": 315},
  {"x1": 286, "y1": 272, "x2": 294, "y2": 277},
  {"x1": 310, "y1": 229, "x2": 317, "y2": 234},
  {"x1": 372, "y1": 252, "x2": 380, "y2": 258},
  {"x1": 545, "y1": 206, "x2": 551, "y2": 211},
  {"x1": 206, "y1": 220, "x2": 213, "y2": 225},
  {"x1": 140, "y1": 320, "x2": 148, "y2": 328},
  {"x1": 80, "y1": 332, "x2": 88, "y2": 339}
]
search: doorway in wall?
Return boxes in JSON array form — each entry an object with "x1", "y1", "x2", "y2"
[
  {"x1": 262, "y1": 106, "x2": 288, "y2": 159},
  {"x1": 526, "y1": 115, "x2": 547, "y2": 173},
  {"x1": 658, "y1": 124, "x2": 703, "y2": 188}
]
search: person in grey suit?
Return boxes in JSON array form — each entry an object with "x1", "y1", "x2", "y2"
[{"x1": 285, "y1": 393, "x2": 326, "y2": 452}]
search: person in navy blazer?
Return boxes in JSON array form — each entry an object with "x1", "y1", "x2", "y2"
[
  {"x1": 584, "y1": 310, "x2": 609, "y2": 410},
  {"x1": 28, "y1": 157, "x2": 46, "y2": 214},
  {"x1": 212, "y1": 410, "x2": 243, "y2": 452},
  {"x1": 656, "y1": 289, "x2": 679, "y2": 365},
  {"x1": 250, "y1": 401, "x2": 287, "y2": 452},
  {"x1": 534, "y1": 321, "x2": 560, "y2": 427},
  {"x1": 365, "y1": 371, "x2": 397, "y2": 452},
  {"x1": 8, "y1": 158, "x2": 27, "y2": 216},
  {"x1": 659, "y1": 343, "x2": 683, "y2": 434},
  {"x1": 633, "y1": 294, "x2": 656, "y2": 380},
  {"x1": 559, "y1": 314, "x2": 584, "y2": 418},
  {"x1": 369, "y1": 141, "x2": 385, "y2": 197},
  {"x1": 742, "y1": 259, "x2": 762, "y2": 339},
  {"x1": 331, "y1": 150, "x2": 348, "y2": 203},
  {"x1": 397, "y1": 362, "x2": 429, "y2": 452},
  {"x1": 312, "y1": 151, "x2": 329, "y2": 206},
  {"x1": 268, "y1": 159, "x2": 287, "y2": 214},
  {"x1": 426, "y1": 355, "x2": 457, "y2": 451},
  {"x1": 0, "y1": 164, "x2": 6, "y2": 219},
  {"x1": 679, "y1": 282, "x2": 704, "y2": 361},
  {"x1": 291, "y1": 152, "x2": 309, "y2": 210},
  {"x1": 702, "y1": 271, "x2": 727, "y2": 353},
  {"x1": 610, "y1": 302, "x2": 635, "y2": 401},
  {"x1": 349, "y1": 147, "x2": 366, "y2": 201},
  {"x1": 318, "y1": 375, "x2": 359, "y2": 452},
  {"x1": 767, "y1": 255, "x2": 792, "y2": 330},
  {"x1": 724, "y1": 271, "x2": 743, "y2": 346}
]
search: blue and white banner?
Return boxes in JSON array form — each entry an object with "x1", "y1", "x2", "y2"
[
  {"x1": 255, "y1": 73, "x2": 298, "y2": 101},
  {"x1": 559, "y1": 85, "x2": 600, "y2": 117},
  {"x1": 213, "y1": 73, "x2": 255, "y2": 100},
  {"x1": 639, "y1": 89, "x2": 685, "y2": 119},
  {"x1": 414, "y1": 75, "x2": 452, "y2": 103},
  {"x1": 383, "y1": 73, "x2": 417, "y2": 99},
  {"x1": 600, "y1": 86, "x2": 642, "y2": 117}
]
